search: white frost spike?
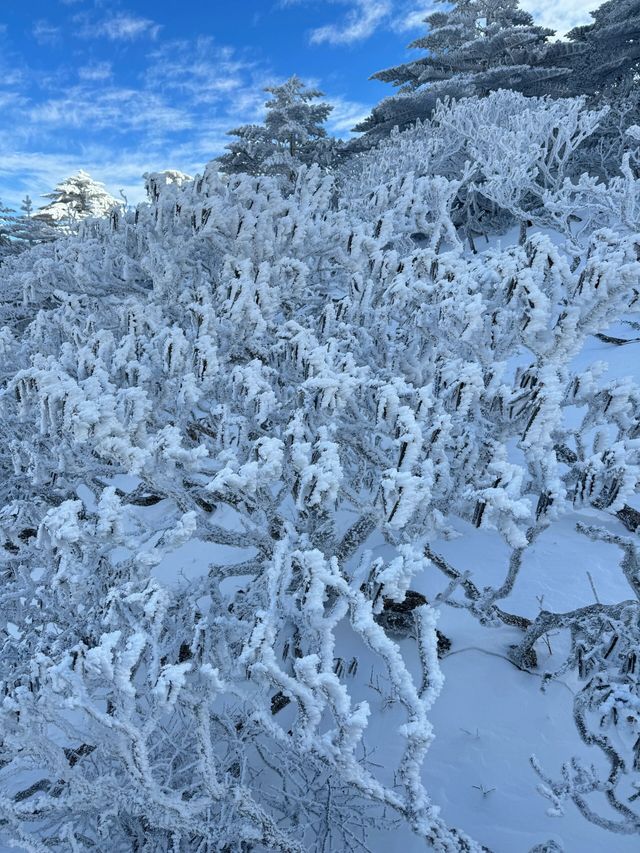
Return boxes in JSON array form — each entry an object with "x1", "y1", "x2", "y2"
[
  {"x1": 84, "y1": 631, "x2": 122, "y2": 681},
  {"x1": 95, "y1": 487, "x2": 123, "y2": 538},
  {"x1": 296, "y1": 427, "x2": 343, "y2": 509},
  {"x1": 39, "y1": 500, "x2": 84, "y2": 545},
  {"x1": 375, "y1": 545, "x2": 430, "y2": 603},
  {"x1": 154, "y1": 662, "x2": 192, "y2": 708},
  {"x1": 382, "y1": 463, "x2": 433, "y2": 529}
]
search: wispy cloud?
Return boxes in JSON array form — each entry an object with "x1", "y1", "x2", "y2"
[
  {"x1": 310, "y1": 1, "x2": 391, "y2": 45},
  {"x1": 0, "y1": 91, "x2": 27, "y2": 111},
  {"x1": 279, "y1": 0, "x2": 393, "y2": 45},
  {"x1": 78, "y1": 61, "x2": 113, "y2": 82},
  {"x1": 32, "y1": 20, "x2": 62, "y2": 46},
  {"x1": 277, "y1": 1, "x2": 436, "y2": 46},
  {"x1": 28, "y1": 88, "x2": 191, "y2": 136},
  {"x1": 76, "y1": 12, "x2": 162, "y2": 42},
  {"x1": 145, "y1": 38, "x2": 258, "y2": 107},
  {"x1": 282, "y1": 1, "x2": 595, "y2": 45},
  {"x1": 390, "y1": 4, "x2": 435, "y2": 34},
  {"x1": 326, "y1": 94, "x2": 371, "y2": 134}
]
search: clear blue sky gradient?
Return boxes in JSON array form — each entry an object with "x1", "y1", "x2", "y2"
[{"x1": 0, "y1": 1, "x2": 593, "y2": 207}]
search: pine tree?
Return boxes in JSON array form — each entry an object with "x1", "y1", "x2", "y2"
[
  {"x1": 354, "y1": 0, "x2": 574, "y2": 142},
  {"x1": 218, "y1": 75, "x2": 337, "y2": 178},
  {"x1": 564, "y1": 0, "x2": 640, "y2": 97},
  {"x1": 33, "y1": 170, "x2": 119, "y2": 228},
  {"x1": 558, "y1": 1, "x2": 640, "y2": 178},
  {"x1": 0, "y1": 197, "x2": 57, "y2": 258},
  {"x1": 0, "y1": 200, "x2": 17, "y2": 260}
]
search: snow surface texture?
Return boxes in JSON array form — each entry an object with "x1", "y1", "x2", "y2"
[{"x1": 0, "y1": 91, "x2": 639, "y2": 852}]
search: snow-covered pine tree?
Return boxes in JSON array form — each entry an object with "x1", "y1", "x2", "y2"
[
  {"x1": 14, "y1": 194, "x2": 58, "y2": 250},
  {"x1": 0, "y1": 200, "x2": 17, "y2": 259},
  {"x1": 217, "y1": 75, "x2": 338, "y2": 179},
  {"x1": 558, "y1": 1, "x2": 640, "y2": 178},
  {"x1": 0, "y1": 199, "x2": 56, "y2": 258},
  {"x1": 6, "y1": 215, "x2": 57, "y2": 252},
  {"x1": 564, "y1": 0, "x2": 640, "y2": 98},
  {"x1": 33, "y1": 170, "x2": 120, "y2": 230},
  {"x1": 353, "y1": 0, "x2": 574, "y2": 144}
]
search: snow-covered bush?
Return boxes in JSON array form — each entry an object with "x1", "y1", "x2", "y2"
[
  {"x1": 0, "y1": 141, "x2": 639, "y2": 849},
  {"x1": 345, "y1": 90, "x2": 609, "y2": 247}
]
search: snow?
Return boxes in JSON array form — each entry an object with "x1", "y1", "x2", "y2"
[{"x1": 420, "y1": 517, "x2": 639, "y2": 852}]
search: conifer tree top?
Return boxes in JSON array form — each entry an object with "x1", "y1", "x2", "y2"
[
  {"x1": 354, "y1": 0, "x2": 574, "y2": 142},
  {"x1": 564, "y1": 0, "x2": 640, "y2": 95},
  {"x1": 217, "y1": 75, "x2": 335, "y2": 177},
  {"x1": 34, "y1": 171, "x2": 119, "y2": 224}
]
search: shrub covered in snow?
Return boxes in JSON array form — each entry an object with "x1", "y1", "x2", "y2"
[{"x1": 0, "y1": 95, "x2": 639, "y2": 850}]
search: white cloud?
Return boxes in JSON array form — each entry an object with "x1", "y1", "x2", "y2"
[
  {"x1": 76, "y1": 13, "x2": 162, "y2": 42},
  {"x1": 520, "y1": 0, "x2": 594, "y2": 35},
  {"x1": 28, "y1": 86, "x2": 194, "y2": 135},
  {"x1": 391, "y1": 4, "x2": 435, "y2": 33},
  {"x1": 33, "y1": 20, "x2": 62, "y2": 46},
  {"x1": 145, "y1": 38, "x2": 257, "y2": 107},
  {"x1": 78, "y1": 62, "x2": 113, "y2": 82},
  {"x1": 326, "y1": 95, "x2": 371, "y2": 134},
  {"x1": 293, "y1": 1, "x2": 596, "y2": 43},
  {"x1": 310, "y1": 0, "x2": 391, "y2": 45},
  {"x1": 0, "y1": 91, "x2": 26, "y2": 111},
  {"x1": 280, "y1": 0, "x2": 396, "y2": 45}
]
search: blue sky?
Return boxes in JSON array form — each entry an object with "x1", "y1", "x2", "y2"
[{"x1": 0, "y1": 0, "x2": 595, "y2": 208}]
